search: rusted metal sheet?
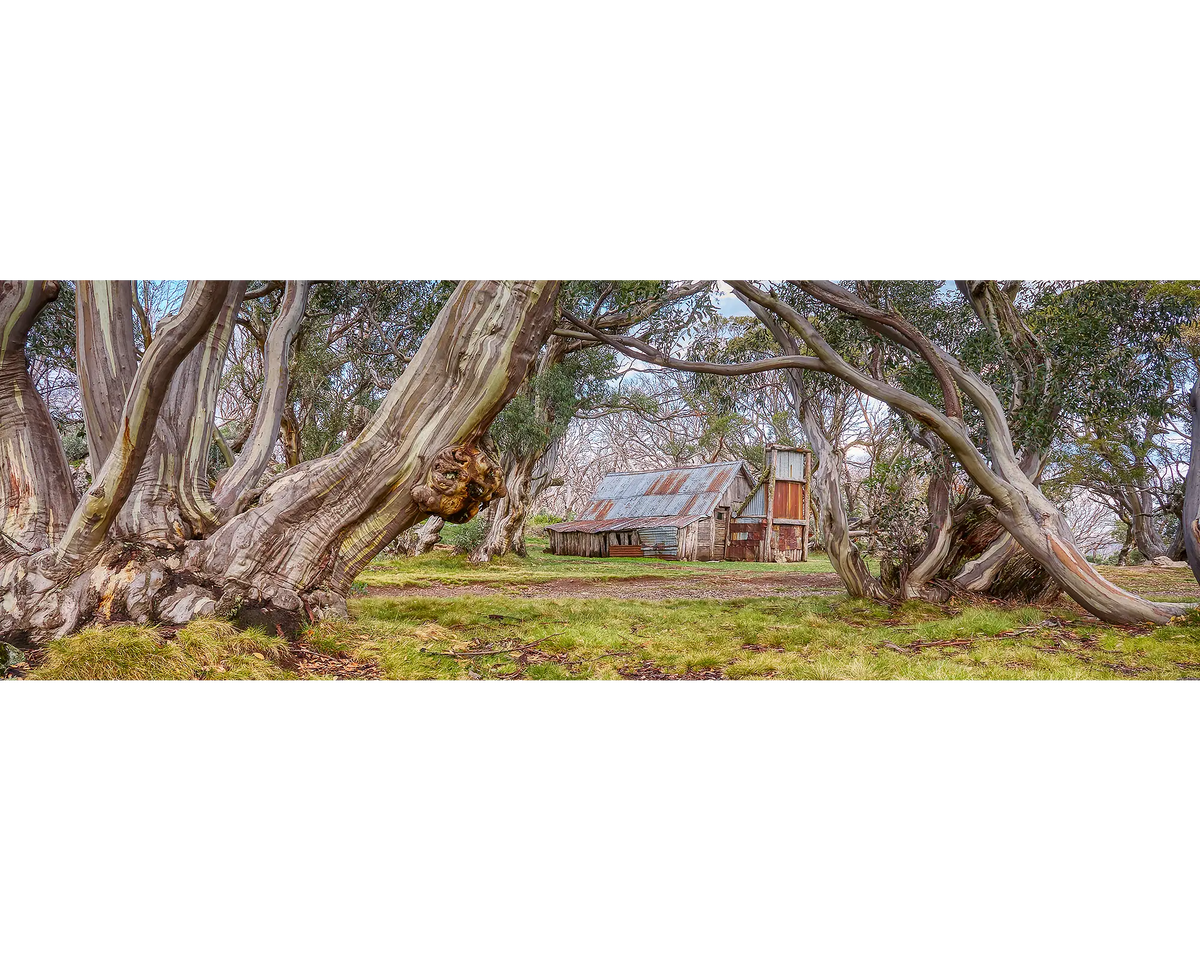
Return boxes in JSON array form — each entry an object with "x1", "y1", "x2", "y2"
[
  {"x1": 547, "y1": 514, "x2": 707, "y2": 534},
  {"x1": 772, "y1": 523, "x2": 806, "y2": 555},
  {"x1": 573, "y1": 461, "x2": 753, "y2": 523},
  {"x1": 704, "y1": 466, "x2": 737, "y2": 492},
  {"x1": 552, "y1": 458, "x2": 810, "y2": 562},
  {"x1": 726, "y1": 518, "x2": 766, "y2": 561},
  {"x1": 773, "y1": 480, "x2": 805, "y2": 520}
]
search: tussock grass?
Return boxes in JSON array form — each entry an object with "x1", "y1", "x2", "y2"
[
  {"x1": 31, "y1": 618, "x2": 291, "y2": 681},
  {"x1": 33, "y1": 624, "x2": 195, "y2": 681}
]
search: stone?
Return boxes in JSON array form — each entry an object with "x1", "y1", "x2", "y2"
[
  {"x1": 1149, "y1": 556, "x2": 1189, "y2": 569},
  {"x1": 0, "y1": 641, "x2": 25, "y2": 669}
]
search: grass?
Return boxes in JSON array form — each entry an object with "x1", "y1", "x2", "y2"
[
  {"x1": 1098, "y1": 564, "x2": 1200, "y2": 602},
  {"x1": 15, "y1": 541, "x2": 1200, "y2": 680},
  {"x1": 31, "y1": 619, "x2": 292, "y2": 681},
  {"x1": 360, "y1": 534, "x2": 842, "y2": 590},
  {"x1": 304, "y1": 592, "x2": 1200, "y2": 680}
]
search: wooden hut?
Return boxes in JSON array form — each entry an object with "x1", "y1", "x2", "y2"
[{"x1": 547, "y1": 460, "x2": 757, "y2": 560}]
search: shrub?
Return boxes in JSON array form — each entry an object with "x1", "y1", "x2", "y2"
[
  {"x1": 59, "y1": 425, "x2": 89, "y2": 465},
  {"x1": 445, "y1": 516, "x2": 488, "y2": 554},
  {"x1": 528, "y1": 511, "x2": 563, "y2": 539}
]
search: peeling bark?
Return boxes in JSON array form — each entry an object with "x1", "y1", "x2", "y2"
[
  {"x1": 1123, "y1": 483, "x2": 1170, "y2": 560},
  {"x1": 56, "y1": 282, "x2": 233, "y2": 562},
  {"x1": 410, "y1": 515, "x2": 446, "y2": 555},
  {"x1": 200, "y1": 280, "x2": 559, "y2": 608},
  {"x1": 937, "y1": 503, "x2": 1061, "y2": 603},
  {"x1": 1183, "y1": 382, "x2": 1200, "y2": 584},
  {"x1": 1, "y1": 280, "x2": 560, "y2": 640},
  {"x1": 0, "y1": 281, "x2": 77, "y2": 557},
  {"x1": 803, "y1": 407, "x2": 889, "y2": 601},
  {"x1": 76, "y1": 281, "x2": 138, "y2": 467},
  {"x1": 112, "y1": 284, "x2": 247, "y2": 542},
  {"x1": 213, "y1": 282, "x2": 309, "y2": 518},
  {"x1": 470, "y1": 438, "x2": 562, "y2": 563},
  {"x1": 900, "y1": 454, "x2": 954, "y2": 602}
]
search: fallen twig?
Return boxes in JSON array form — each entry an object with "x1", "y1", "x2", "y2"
[{"x1": 419, "y1": 646, "x2": 511, "y2": 658}]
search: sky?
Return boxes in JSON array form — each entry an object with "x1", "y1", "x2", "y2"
[{"x1": 714, "y1": 281, "x2": 752, "y2": 318}]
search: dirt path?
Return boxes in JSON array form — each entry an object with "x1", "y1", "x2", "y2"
[{"x1": 370, "y1": 571, "x2": 846, "y2": 601}]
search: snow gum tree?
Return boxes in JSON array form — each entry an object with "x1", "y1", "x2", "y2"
[
  {"x1": 729, "y1": 280, "x2": 1195, "y2": 625},
  {"x1": 0, "y1": 280, "x2": 560, "y2": 640}
]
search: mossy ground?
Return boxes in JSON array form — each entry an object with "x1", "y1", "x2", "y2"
[{"x1": 13, "y1": 540, "x2": 1200, "y2": 680}]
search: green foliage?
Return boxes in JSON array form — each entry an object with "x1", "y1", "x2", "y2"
[
  {"x1": 559, "y1": 281, "x2": 679, "y2": 322},
  {"x1": 443, "y1": 516, "x2": 488, "y2": 553},
  {"x1": 304, "y1": 284, "x2": 451, "y2": 457},
  {"x1": 27, "y1": 281, "x2": 77, "y2": 372},
  {"x1": 58, "y1": 424, "x2": 88, "y2": 464},
  {"x1": 859, "y1": 451, "x2": 932, "y2": 557},
  {"x1": 491, "y1": 344, "x2": 620, "y2": 459}
]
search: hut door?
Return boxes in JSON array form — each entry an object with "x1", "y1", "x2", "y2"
[{"x1": 714, "y1": 508, "x2": 728, "y2": 560}]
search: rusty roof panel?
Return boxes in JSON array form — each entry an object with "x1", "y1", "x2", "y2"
[
  {"x1": 575, "y1": 461, "x2": 753, "y2": 522},
  {"x1": 704, "y1": 464, "x2": 737, "y2": 492},
  {"x1": 548, "y1": 514, "x2": 709, "y2": 534}
]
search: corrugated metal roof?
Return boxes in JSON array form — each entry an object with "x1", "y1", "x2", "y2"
[
  {"x1": 569, "y1": 460, "x2": 753, "y2": 524},
  {"x1": 547, "y1": 514, "x2": 708, "y2": 534}
]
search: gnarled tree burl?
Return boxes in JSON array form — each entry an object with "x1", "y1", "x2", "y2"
[{"x1": 0, "y1": 280, "x2": 559, "y2": 639}]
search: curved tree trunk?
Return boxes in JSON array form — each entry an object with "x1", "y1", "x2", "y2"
[
  {"x1": 1182, "y1": 382, "x2": 1200, "y2": 584},
  {"x1": 937, "y1": 503, "x2": 1061, "y2": 603},
  {"x1": 755, "y1": 298, "x2": 950, "y2": 604},
  {"x1": 469, "y1": 438, "x2": 562, "y2": 563},
  {"x1": 212, "y1": 281, "x2": 310, "y2": 519},
  {"x1": 202, "y1": 280, "x2": 560, "y2": 611},
  {"x1": 76, "y1": 281, "x2": 138, "y2": 467},
  {"x1": 1124, "y1": 484, "x2": 1169, "y2": 560},
  {"x1": 803, "y1": 408, "x2": 889, "y2": 601},
  {"x1": 111, "y1": 284, "x2": 247, "y2": 543},
  {"x1": 899, "y1": 458, "x2": 954, "y2": 603},
  {"x1": 470, "y1": 453, "x2": 535, "y2": 563},
  {"x1": 0, "y1": 282, "x2": 77, "y2": 559},
  {"x1": 410, "y1": 515, "x2": 446, "y2": 555},
  {"x1": 467, "y1": 331, "x2": 572, "y2": 564}
]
